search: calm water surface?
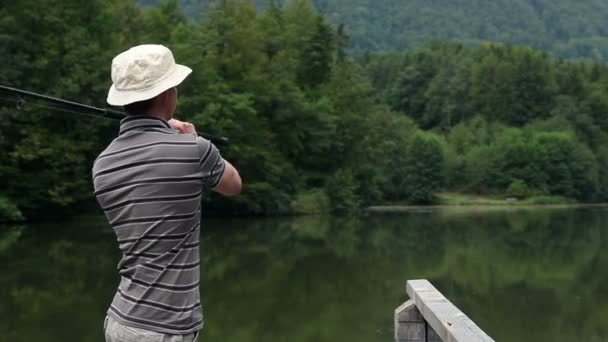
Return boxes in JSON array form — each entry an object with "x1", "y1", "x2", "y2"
[{"x1": 1, "y1": 208, "x2": 608, "y2": 341}]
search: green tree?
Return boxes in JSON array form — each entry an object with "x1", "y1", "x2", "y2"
[
  {"x1": 470, "y1": 44, "x2": 556, "y2": 126},
  {"x1": 0, "y1": 0, "x2": 119, "y2": 218},
  {"x1": 535, "y1": 132, "x2": 598, "y2": 200},
  {"x1": 403, "y1": 132, "x2": 445, "y2": 204},
  {"x1": 325, "y1": 169, "x2": 360, "y2": 214},
  {"x1": 297, "y1": 15, "x2": 335, "y2": 88}
]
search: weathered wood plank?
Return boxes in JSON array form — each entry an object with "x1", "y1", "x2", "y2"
[
  {"x1": 405, "y1": 280, "x2": 494, "y2": 342},
  {"x1": 395, "y1": 300, "x2": 443, "y2": 342},
  {"x1": 394, "y1": 300, "x2": 426, "y2": 342},
  {"x1": 427, "y1": 325, "x2": 442, "y2": 342}
]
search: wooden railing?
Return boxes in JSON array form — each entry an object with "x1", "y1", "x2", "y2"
[{"x1": 394, "y1": 280, "x2": 494, "y2": 342}]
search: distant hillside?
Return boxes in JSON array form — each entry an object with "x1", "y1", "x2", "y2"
[{"x1": 140, "y1": 0, "x2": 608, "y2": 59}]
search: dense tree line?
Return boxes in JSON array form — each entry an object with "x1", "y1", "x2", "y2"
[
  {"x1": 3, "y1": 0, "x2": 608, "y2": 222},
  {"x1": 0, "y1": 0, "x2": 425, "y2": 220},
  {"x1": 142, "y1": 0, "x2": 608, "y2": 60},
  {"x1": 361, "y1": 41, "x2": 608, "y2": 202}
]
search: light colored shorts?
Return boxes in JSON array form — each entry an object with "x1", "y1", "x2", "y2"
[{"x1": 104, "y1": 315, "x2": 199, "y2": 342}]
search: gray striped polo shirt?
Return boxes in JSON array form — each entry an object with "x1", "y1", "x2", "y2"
[{"x1": 92, "y1": 115, "x2": 224, "y2": 334}]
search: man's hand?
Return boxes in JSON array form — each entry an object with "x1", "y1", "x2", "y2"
[{"x1": 168, "y1": 118, "x2": 197, "y2": 136}]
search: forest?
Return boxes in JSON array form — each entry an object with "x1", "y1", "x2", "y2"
[
  {"x1": 2, "y1": 0, "x2": 608, "y2": 221},
  {"x1": 141, "y1": 0, "x2": 608, "y2": 60}
]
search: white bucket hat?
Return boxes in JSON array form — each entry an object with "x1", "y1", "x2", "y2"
[{"x1": 107, "y1": 44, "x2": 192, "y2": 106}]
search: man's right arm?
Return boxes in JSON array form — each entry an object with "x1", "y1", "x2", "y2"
[
  {"x1": 171, "y1": 119, "x2": 242, "y2": 197},
  {"x1": 195, "y1": 135, "x2": 241, "y2": 197}
]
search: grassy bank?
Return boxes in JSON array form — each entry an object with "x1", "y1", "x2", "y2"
[
  {"x1": 436, "y1": 193, "x2": 577, "y2": 206},
  {"x1": 291, "y1": 191, "x2": 587, "y2": 215},
  {"x1": 365, "y1": 193, "x2": 601, "y2": 213}
]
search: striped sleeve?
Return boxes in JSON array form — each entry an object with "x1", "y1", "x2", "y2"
[{"x1": 196, "y1": 136, "x2": 225, "y2": 188}]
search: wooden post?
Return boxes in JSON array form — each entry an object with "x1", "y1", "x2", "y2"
[
  {"x1": 395, "y1": 300, "x2": 441, "y2": 342},
  {"x1": 394, "y1": 280, "x2": 494, "y2": 342}
]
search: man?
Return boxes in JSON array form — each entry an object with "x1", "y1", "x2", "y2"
[{"x1": 93, "y1": 44, "x2": 242, "y2": 342}]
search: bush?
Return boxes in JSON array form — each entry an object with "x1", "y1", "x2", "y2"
[
  {"x1": 0, "y1": 196, "x2": 24, "y2": 222},
  {"x1": 290, "y1": 189, "x2": 330, "y2": 215},
  {"x1": 506, "y1": 179, "x2": 531, "y2": 199}
]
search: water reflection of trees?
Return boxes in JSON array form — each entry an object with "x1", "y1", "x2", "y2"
[
  {"x1": 0, "y1": 220, "x2": 117, "y2": 342},
  {"x1": 1, "y1": 209, "x2": 607, "y2": 342},
  {"x1": 202, "y1": 209, "x2": 607, "y2": 342}
]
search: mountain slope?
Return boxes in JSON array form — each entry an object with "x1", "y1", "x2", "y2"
[
  {"x1": 322, "y1": 0, "x2": 608, "y2": 59},
  {"x1": 141, "y1": 0, "x2": 608, "y2": 59}
]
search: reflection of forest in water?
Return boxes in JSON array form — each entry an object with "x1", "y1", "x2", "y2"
[{"x1": 1, "y1": 208, "x2": 607, "y2": 342}]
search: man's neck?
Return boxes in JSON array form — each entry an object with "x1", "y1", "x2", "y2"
[{"x1": 141, "y1": 111, "x2": 171, "y2": 121}]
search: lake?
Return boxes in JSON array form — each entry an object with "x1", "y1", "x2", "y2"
[{"x1": 1, "y1": 207, "x2": 607, "y2": 341}]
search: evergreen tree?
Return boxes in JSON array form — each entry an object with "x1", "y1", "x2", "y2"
[{"x1": 297, "y1": 15, "x2": 334, "y2": 88}]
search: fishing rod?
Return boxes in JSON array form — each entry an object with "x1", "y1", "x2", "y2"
[{"x1": 0, "y1": 84, "x2": 229, "y2": 145}]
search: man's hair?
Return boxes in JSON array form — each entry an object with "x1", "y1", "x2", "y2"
[{"x1": 124, "y1": 97, "x2": 157, "y2": 115}]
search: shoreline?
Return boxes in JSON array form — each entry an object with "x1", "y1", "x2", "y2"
[{"x1": 367, "y1": 203, "x2": 608, "y2": 213}]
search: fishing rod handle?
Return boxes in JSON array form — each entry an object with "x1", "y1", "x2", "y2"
[{"x1": 199, "y1": 133, "x2": 230, "y2": 145}]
